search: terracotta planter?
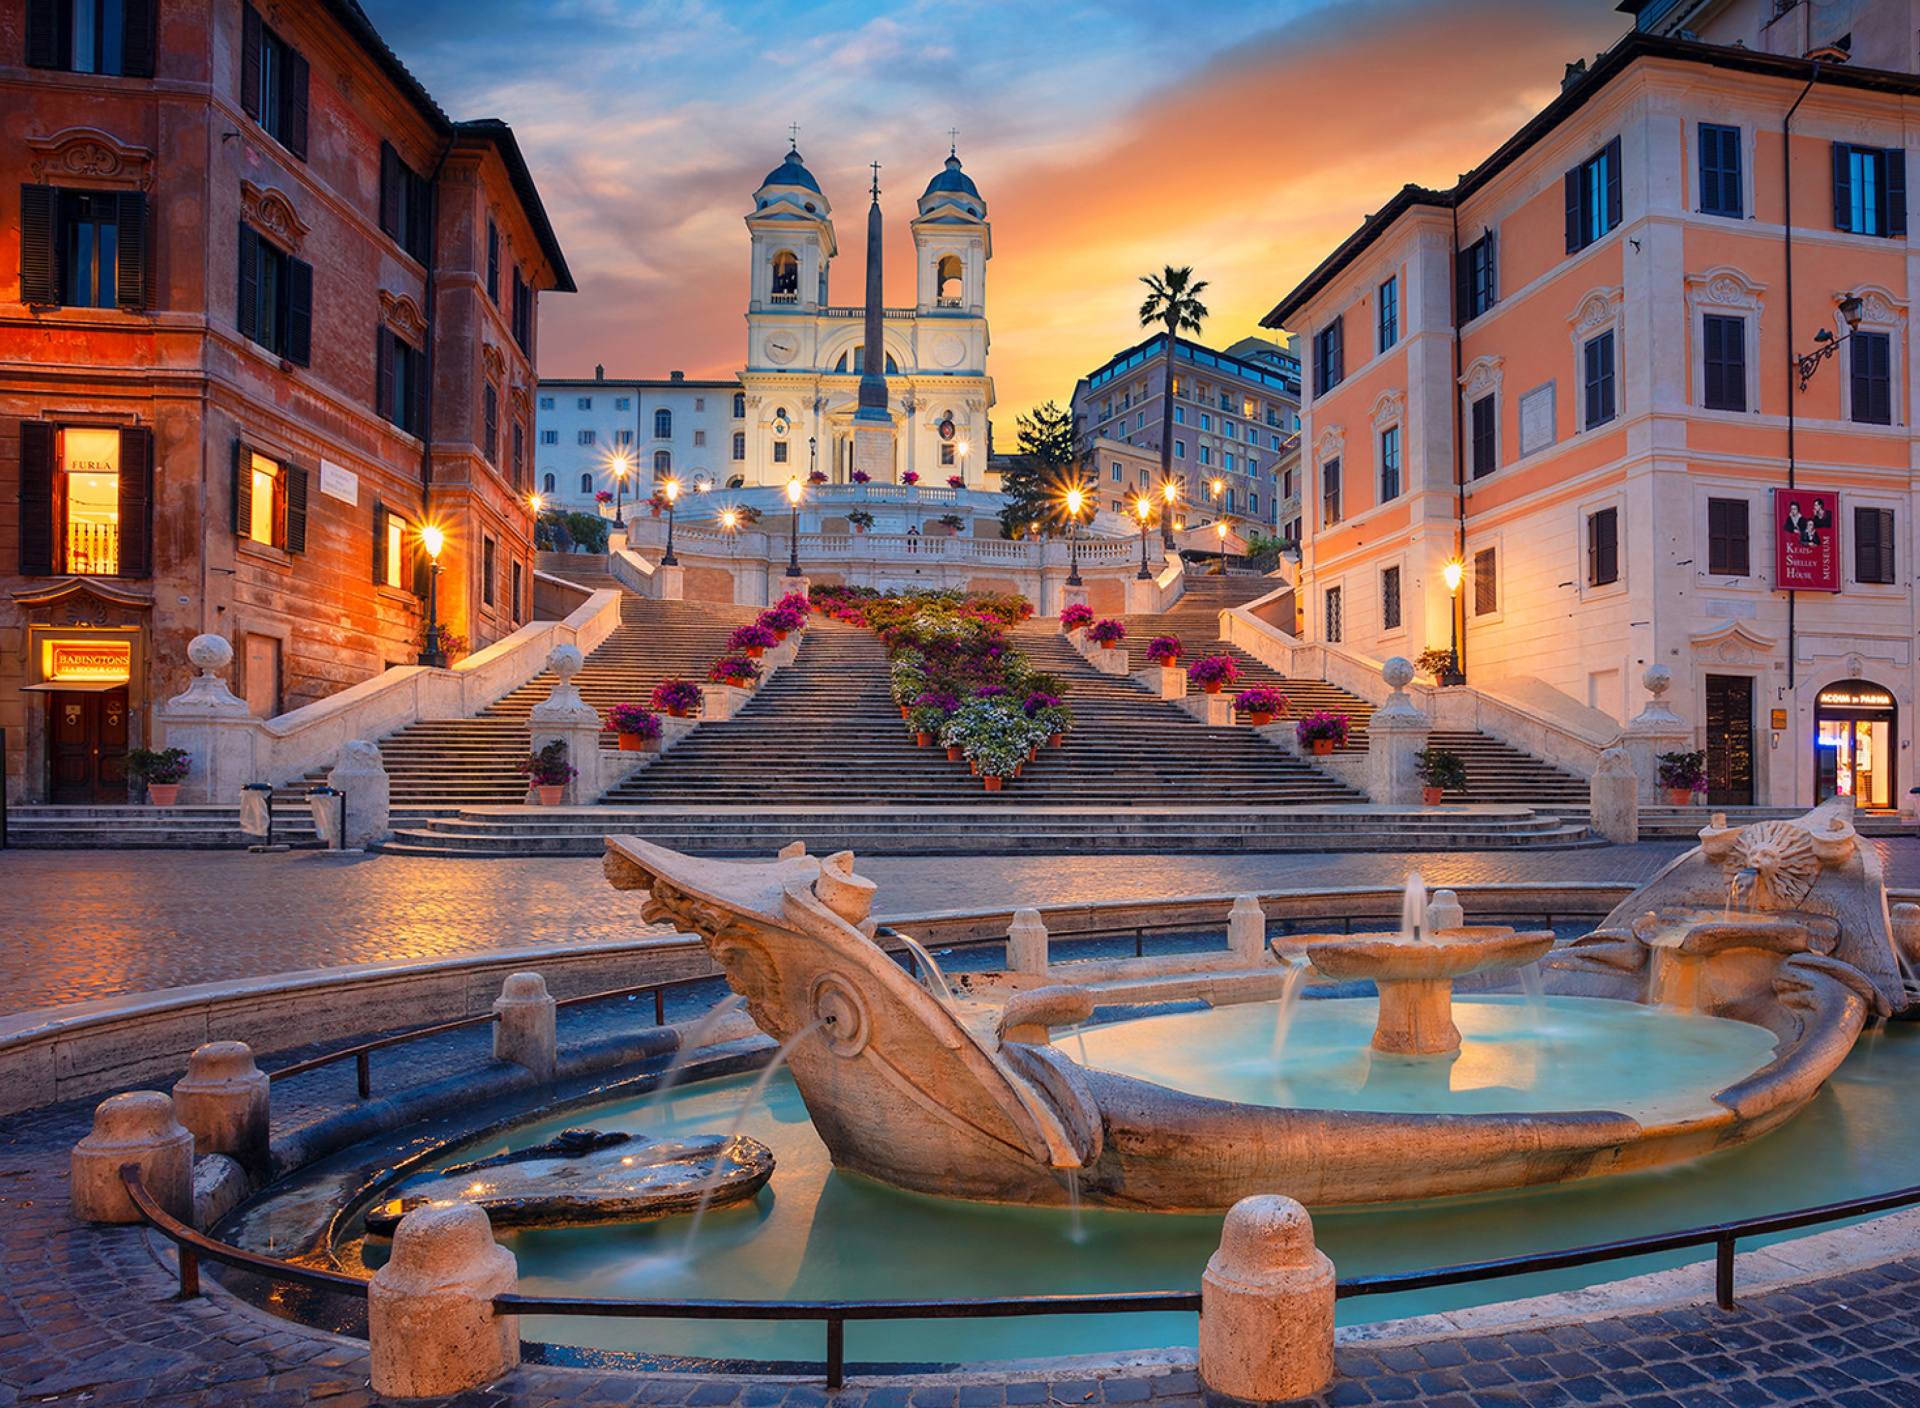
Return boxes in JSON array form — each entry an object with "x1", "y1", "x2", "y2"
[
  {"x1": 1150, "y1": 655, "x2": 1180, "y2": 669},
  {"x1": 946, "y1": 745, "x2": 963, "y2": 761},
  {"x1": 744, "y1": 646, "x2": 764, "y2": 659},
  {"x1": 1422, "y1": 786, "x2": 1445, "y2": 806},
  {"x1": 537, "y1": 785, "x2": 564, "y2": 806},
  {"x1": 1203, "y1": 681, "x2": 1223, "y2": 695},
  {"x1": 1249, "y1": 711, "x2": 1274, "y2": 727},
  {"x1": 970, "y1": 761, "x2": 979, "y2": 775},
  {"x1": 1028, "y1": 746, "x2": 1038, "y2": 762},
  {"x1": 146, "y1": 783, "x2": 179, "y2": 807},
  {"x1": 727, "y1": 678, "x2": 752, "y2": 689},
  {"x1": 618, "y1": 732, "x2": 663, "y2": 752},
  {"x1": 901, "y1": 705, "x2": 911, "y2": 720},
  {"x1": 915, "y1": 731, "x2": 934, "y2": 747},
  {"x1": 1312, "y1": 738, "x2": 1334, "y2": 755},
  {"x1": 773, "y1": 629, "x2": 788, "y2": 642},
  {"x1": 1049, "y1": 733, "x2": 1064, "y2": 747},
  {"x1": 1670, "y1": 788, "x2": 1694, "y2": 806},
  {"x1": 650, "y1": 506, "x2": 662, "y2": 518},
  {"x1": 983, "y1": 775, "x2": 1003, "y2": 792},
  {"x1": 667, "y1": 706, "x2": 690, "y2": 719}
]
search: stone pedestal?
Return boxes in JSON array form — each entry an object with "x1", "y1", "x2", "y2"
[
  {"x1": 1589, "y1": 747, "x2": 1639, "y2": 844},
  {"x1": 698, "y1": 682, "x2": 753, "y2": 721},
  {"x1": 369, "y1": 1202, "x2": 519, "y2": 1399},
  {"x1": 1086, "y1": 644, "x2": 1129, "y2": 675},
  {"x1": 527, "y1": 644, "x2": 602, "y2": 805},
  {"x1": 1616, "y1": 665, "x2": 1691, "y2": 802},
  {"x1": 1179, "y1": 691, "x2": 1233, "y2": 726},
  {"x1": 326, "y1": 740, "x2": 392, "y2": 848},
  {"x1": 852, "y1": 426, "x2": 894, "y2": 484},
  {"x1": 157, "y1": 634, "x2": 261, "y2": 804},
  {"x1": 1007, "y1": 908, "x2": 1049, "y2": 975},
  {"x1": 656, "y1": 563, "x2": 684, "y2": 601},
  {"x1": 1425, "y1": 889, "x2": 1465, "y2": 933},
  {"x1": 1124, "y1": 574, "x2": 1162, "y2": 614},
  {"x1": 1373, "y1": 978, "x2": 1460, "y2": 1055},
  {"x1": 1228, "y1": 895, "x2": 1266, "y2": 963},
  {"x1": 71, "y1": 1091, "x2": 193, "y2": 1225},
  {"x1": 493, "y1": 972, "x2": 557, "y2": 1080},
  {"x1": 1059, "y1": 584, "x2": 1089, "y2": 617},
  {"x1": 171, "y1": 1041, "x2": 270, "y2": 1175},
  {"x1": 1367, "y1": 657, "x2": 1431, "y2": 806},
  {"x1": 1198, "y1": 1195, "x2": 1336, "y2": 1403},
  {"x1": 1132, "y1": 665, "x2": 1186, "y2": 700}
]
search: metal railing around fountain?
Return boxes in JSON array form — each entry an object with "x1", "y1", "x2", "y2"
[{"x1": 120, "y1": 1165, "x2": 1920, "y2": 1390}]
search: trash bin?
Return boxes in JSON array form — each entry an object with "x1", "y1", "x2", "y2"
[
  {"x1": 239, "y1": 782, "x2": 274, "y2": 845},
  {"x1": 1907, "y1": 786, "x2": 1920, "y2": 828},
  {"x1": 307, "y1": 785, "x2": 344, "y2": 849}
]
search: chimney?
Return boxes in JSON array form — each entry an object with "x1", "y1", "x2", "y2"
[
  {"x1": 595, "y1": 364, "x2": 604, "y2": 381},
  {"x1": 670, "y1": 370, "x2": 685, "y2": 382},
  {"x1": 1561, "y1": 59, "x2": 1587, "y2": 94}
]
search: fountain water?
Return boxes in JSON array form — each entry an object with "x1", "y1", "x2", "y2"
[
  {"x1": 1268, "y1": 957, "x2": 1311, "y2": 1063},
  {"x1": 682, "y1": 1017, "x2": 825, "y2": 1253},
  {"x1": 1400, "y1": 872, "x2": 1427, "y2": 942},
  {"x1": 895, "y1": 934, "x2": 956, "y2": 1006},
  {"x1": 641, "y1": 993, "x2": 745, "y2": 1123}
]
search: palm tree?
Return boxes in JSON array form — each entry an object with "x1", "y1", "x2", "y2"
[{"x1": 1139, "y1": 266, "x2": 1210, "y2": 548}]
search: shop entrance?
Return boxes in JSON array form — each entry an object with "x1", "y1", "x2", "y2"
[
  {"x1": 1814, "y1": 682, "x2": 1897, "y2": 809},
  {"x1": 48, "y1": 688, "x2": 129, "y2": 804},
  {"x1": 1704, "y1": 674, "x2": 1755, "y2": 806}
]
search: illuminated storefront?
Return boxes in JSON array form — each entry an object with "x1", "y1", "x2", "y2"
[{"x1": 1813, "y1": 684, "x2": 1897, "y2": 809}]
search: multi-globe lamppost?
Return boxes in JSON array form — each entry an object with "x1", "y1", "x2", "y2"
[{"x1": 417, "y1": 523, "x2": 447, "y2": 667}]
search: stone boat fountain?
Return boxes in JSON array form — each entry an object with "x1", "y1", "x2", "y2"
[{"x1": 602, "y1": 800, "x2": 1910, "y2": 1212}]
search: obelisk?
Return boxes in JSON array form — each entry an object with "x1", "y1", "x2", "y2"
[{"x1": 851, "y1": 163, "x2": 896, "y2": 482}]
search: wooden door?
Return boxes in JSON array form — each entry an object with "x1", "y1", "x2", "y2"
[
  {"x1": 1705, "y1": 674, "x2": 1755, "y2": 806},
  {"x1": 245, "y1": 634, "x2": 281, "y2": 718},
  {"x1": 48, "y1": 689, "x2": 130, "y2": 804}
]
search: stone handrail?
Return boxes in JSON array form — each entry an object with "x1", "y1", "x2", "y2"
[{"x1": 608, "y1": 548, "x2": 660, "y2": 596}]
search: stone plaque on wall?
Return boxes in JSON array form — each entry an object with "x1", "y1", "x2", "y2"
[
  {"x1": 1518, "y1": 382, "x2": 1556, "y2": 457},
  {"x1": 852, "y1": 426, "x2": 895, "y2": 484}
]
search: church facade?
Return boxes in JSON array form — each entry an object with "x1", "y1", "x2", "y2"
[{"x1": 734, "y1": 149, "x2": 994, "y2": 489}]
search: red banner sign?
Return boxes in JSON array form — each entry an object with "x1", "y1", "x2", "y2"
[{"x1": 1776, "y1": 489, "x2": 1839, "y2": 592}]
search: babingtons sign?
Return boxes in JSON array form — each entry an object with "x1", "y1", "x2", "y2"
[{"x1": 1775, "y1": 489, "x2": 1839, "y2": 592}]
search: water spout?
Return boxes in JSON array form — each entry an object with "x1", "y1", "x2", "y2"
[
  {"x1": 640, "y1": 993, "x2": 745, "y2": 1126},
  {"x1": 895, "y1": 934, "x2": 956, "y2": 1007},
  {"x1": 1401, "y1": 872, "x2": 1428, "y2": 943},
  {"x1": 1727, "y1": 867, "x2": 1758, "y2": 915},
  {"x1": 1269, "y1": 957, "x2": 1311, "y2": 1063}
]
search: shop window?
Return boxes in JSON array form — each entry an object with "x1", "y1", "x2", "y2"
[
  {"x1": 233, "y1": 442, "x2": 307, "y2": 552},
  {"x1": 17, "y1": 423, "x2": 153, "y2": 577},
  {"x1": 240, "y1": 3, "x2": 309, "y2": 161}
]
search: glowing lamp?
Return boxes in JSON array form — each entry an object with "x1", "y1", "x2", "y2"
[
  {"x1": 1443, "y1": 559, "x2": 1464, "y2": 594},
  {"x1": 419, "y1": 524, "x2": 444, "y2": 561},
  {"x1": 664, "y1": 479, "x2": 680, "y2": 503},
  {"x1": 786, "y1": 477, "x2": 803, "y2": 505}
]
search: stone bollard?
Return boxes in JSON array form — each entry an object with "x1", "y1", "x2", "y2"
[
  {"x1": 493, "y1": 972, "x2": 557, "y2": 1081},
  {"x1": 1589, "y1": 746, "x2": 1639, "y2": 845},
  {"x1": 1198, "y1": 1194, "x2": 1336, "y2": 1403},
  {"x1": 1228, "y1": 895, "x2": 1266, "y2": 963},
  {"x1": 71, "y1": 1091, "x2": 194, "y2": 1225},
  {"x1": 369, "y1": 1202, "x2": 519, "y2": 1398},
  {"x1": 1425, "y1": 889, "x2": 1465, "y2": 933},
  {"x1": 171, "y1": 1041, "x2": 270, "y2": 1176},
  {"x1": 1893, "y1": 903, "x2": 1920, "y2": 969},
  {"x1": 1007, "y1": 908, "x2": 1049, "y2": 975}
]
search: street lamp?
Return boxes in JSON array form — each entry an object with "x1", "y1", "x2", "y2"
[
  {"x1": 1161, "y1": 477, "x2": 1179, "y2": 550},
  {"x1": 1210, "y1": 478, "x2": 1224, "y2": 501},
  {"x1": 417, "y1": 523, "x2": 447, "y2": 668},
  {"x1": 610, "y1": 452, "x2": 631, "y2": 527},
  {"x1": 1134, "y1": 495, "x2": 1153, "y2": 579},
  {"x1": 660, "y1": 477, "x2": 680, "y2": 566},
  {"x1": 785, "y1": 475, "x2": 804, "y2": 577},
  {"x1": 1440, "y1": 557, "x2": 1465, "y2": 686},
  {"x1": 1795, "y1": 294, "x2": 1866, "y2": 390},
  {"x1": 1211, "y1": 518, "x2": 1229, "y2": 575},
  {"x1": 1064, "y1": 485, "x2": 1085, "y2": 586},
  {"x1": 956, "y1": 439, "x2": 970, "y2": 487}
]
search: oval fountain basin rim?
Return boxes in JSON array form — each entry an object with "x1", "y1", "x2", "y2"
[{"x1": 1302, "y1": 930, "x2": 1556, "y2": 980}]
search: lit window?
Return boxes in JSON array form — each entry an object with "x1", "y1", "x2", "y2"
[
  {"x1": 385, "y1": 514, "x2": 408, "y2": 586},
  {"x1": 60, "y1": 426, "x2": 121, "y2": 574},
  {"x1": 248, "y1": 452, "x2": 278, "y2": 544}
]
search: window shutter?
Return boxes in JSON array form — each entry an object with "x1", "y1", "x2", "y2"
[
  {"x1": 1484, "y1": 230, "x2": 1497, "y2": 304},
  {"x1": 411, "y1": 343, "x2": 431, "y2": 437},
  {"x1": 483, "y1": 383, "x2": 498, "y2": 463},
  {"x1": 114, "y1": 191, "x2": 147, "y2": 310},
  {"x1": 376, "y1": 327, "x2": 394, "y2": 421},
  {"x1": 1832, "y1": 143, "x2": 1853, "y2": 230},
  {"x1": 1886, "y1": 148, "x2": 1907, "y2": 238},
  {"x1": 25, "y1": 0, "x2": 59, "y2": 67},
  {"x1": 121, "y1": 0, "x2": 157, "y2": 76},
  {"x1": 232, "y1": 440, "x2": 252, "y2": 536},
  {"x1": 18, "y1": 421, "x2": 55, "y2": 575},
  {"x1": 1329, "y1": 315, "x2": 1343, "y2": 385},
  {"x1": 411, "y1": 539, "x2": 429, "y2": 599},
  {"x1": 1455, "y1": 242, "x2": 1472, "y2": 323},
  {"x1": 409, "y1": 174, "x2": 433, "y2": 264},
  {"x1": 1604, "y1": 136, "x2": 1622, "y2": 230},
  {"x1": 1564, "y1": 166, "x2": 1581, "y2": 254},
  {"x1": 117, "y1": 426, "x2": 153, "y2": 577},
  {"x1": 1473, "y1": 548, "x2": 1496, "y2": 616},
  {"x1": 1698, "y1": 124, "x2": 1718, "y2": 213},
  {"x1": 487, "y1": 221, "x2": 499, "y2": 301},
  {"x1": 283, "y1": 48, "x2": 309, "y2": 161},
  {"x1": 1876, "y1": 508, "x2": 1895, "y2": 582},
  {"x1": 379, "y1": 144, "x2": 399, "y2": 238},
  {"x1": 1722, "y1": 317, "x2": 1745, "y2": 411},
  {"x1": 284, "y1": 462, "x2": 309, "y2": 552},
  {"x1": 240, "y1": 4, "x2": 263, "y2": 120},
  {"x1": 19, "y1": 185, "x2": 57, "y2": 305},
  {"x1": 285, "y1": 256, "x2": 312, "y2": 366},
  {"x1": 372, "y1": 501, "x2": 389, "y2": 584},
  {"x1": 236, "y1": 222, "x2": 259, "y2": 341},
  {"x1": 1854, "y1": 506, "x2": 1879, "y2": 582}
]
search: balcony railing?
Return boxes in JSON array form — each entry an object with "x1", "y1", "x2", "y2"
[
  {"x1": 769, "y1": 292, "x2": 799, "y2": 305},
  {"x1": 66, "y1": 521, "x2": 118, "y2": 575}
]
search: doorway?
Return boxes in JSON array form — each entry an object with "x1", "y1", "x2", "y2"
[
  {"x1": 1704, "y1": 674, "x2": 1755, "y2": 806},
  {"x1": 48, "y1": 688, "x2": 130, "y2": 804},
  {"x1": 245, "y1": 634, "x2": 281, "y2": 719},
  {"x1": 1814, "y1": 682, "x2": 1897, "y2": 809}
]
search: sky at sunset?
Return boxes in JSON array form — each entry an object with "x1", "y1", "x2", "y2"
[{"x1": 361, "y1": 0, "x2": 1631, "y2": 427}]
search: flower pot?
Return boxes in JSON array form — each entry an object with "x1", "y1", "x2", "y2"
[
  {"x1": 728, "y1": 677, "x2": 752, "y2": 689},
  {"x1": 1249, "y1": 711, "x2": 1274, "y2": 727},
  {"x1": 146, "y1": 783, "x2": 179, "y2": 807},
  {"x1": 744, "y1": 646, "x2": 764, "y2": 659},
  {"x1": 1203, "y1": 681, "x2": 1223, "y2": 695},
  {"x1": 915, "y1": 731, "x2": 934, "y2": 747},
  {"x1": 1312, "y1": 738, "x2": 1334, "y2": 755},
  {"x1": 1422, "y1": 786, "x2": 1445, "y2": 806},
  {"x1": 650, "y1": 506, "x2": 662, "y2": 518},
  {"x1": 1669, "y1": 788, "x2": 1693, "y2": 806},
  {"x1": 618, "y1": 733, "x2": 647, "y2": 751},
  {"x1": 983, "y1": 775, "x2": 1003, "y2": 792},
  {"x1": 1049, "y1": 733, "x2": 1063, "y2": 747},
  {"x1": 901, "y1": 705, "x2": 911, "y2": 720},
  {"x1": 667, "y1": 706, "x2": 690, "y2": 719},
  {"x1": 537, "y1": 785, "x2": 564, "y2": 805},
  {"x1": 1150, "y1": 656, "x2": 1180, "y2": 669},
  {"x1": 946, "y1": 745, "x2": 963, "y2": 762},
  {"x1": 1029, "y1": 746, "x2": 1038, "y2": 762},
  {"x1": 970, "y1": 761, "x2": 979, "y2": 775},
  {"x1": 773, "y1": 629, "x2": 788, "y2": 642}
]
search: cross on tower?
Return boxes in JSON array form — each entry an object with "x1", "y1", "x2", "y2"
[
  {"x1": 870, "y1": 161, "x2": 882, "y2": 199},
  {"x1": 948, "y1": 128, "x2": 959, "y2": 157},
  {"x1": 787, "y1": 122, "x2": 800, "y2": 151}
]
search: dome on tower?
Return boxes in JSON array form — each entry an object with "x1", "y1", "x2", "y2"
[
  {"x1": 922, "y1": 154, "x2": 979, "y2": 200},
  {"x1": 917, "y1": 153, "x2": 986, "y2": 220},
  {"x1": 760, "y1": 148, "x2": 822, "y2": 195}
]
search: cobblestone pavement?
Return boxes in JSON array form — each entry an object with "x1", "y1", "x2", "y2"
[{"x1": 0, "y1": 842, "x2": 1727, "y2": 1015}]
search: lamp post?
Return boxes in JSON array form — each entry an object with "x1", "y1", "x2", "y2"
[
  {"x1": 957, "y1": 439, "x2": 969, "y2": 489},
  {"x1": 1161, "y1": 478, "x2": 1179, "y2": 555},
  {"x1": 661, "y1": 478, "x2": 680, "y2": 566},
  {"x1": 1135, "y1": 496, "x2": 1153, "y2": 579},
  {"x1": 1795, "y1": 294, "x2": 1866, "y2": 390},
  {"x1": 785, "y1": 475, "x2": 804, "y2": 577},
  {"x1": 1212, "y1": 518, "x2": 1229, "y2": 575},
  {"x1": 1440, "y1": 557, "x2": 1465, "y2": 686},
  {"x1": 611, "y1": 452, "x2": 630, "y2": 527},
  {"x1": 1064, "y1": 486, "x2": 1084, "y2": 586},
  {"x1": 418, "y1": 524, "x2": 447, "y2": 668}
]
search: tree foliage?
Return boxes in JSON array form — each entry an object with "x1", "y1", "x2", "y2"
[
  {"x1": 1139, "y1": 266, "x2": 1210, "y2": 545},
  {"x1": 998, "y1": 400, "x2": 1077, "y2": 539}
]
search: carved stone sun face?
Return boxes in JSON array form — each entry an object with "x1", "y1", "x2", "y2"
[{"x1": 1729, "y1": 820, "x2": 1821, "y2": 910}]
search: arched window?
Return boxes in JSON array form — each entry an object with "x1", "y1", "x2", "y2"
[
  {"x1": 732, "y1": 392, "x2": 746, "y2": 418},
  {"x1": 579, "y1": 472, "x2": 592, "y2": 493},
  {"x1": 771, "y1": 250, "x2": 799, "y2": 300},
  {"x1": 654, "y1": 450, "x2": 672, "y2": 474},
  {"x1": 732, "y1": 431, "x2": 746, "y2": 460},
  {"x1": 936, "y1": 254, "x2": 963, "y2": 306},
  {"x1": 837, "y1": 346, "x2": 899, "y2": 374},
  {"x1": 542, "y1": 472, "x2": 555, "y2": 493},
  {"x1": 654, "y1": 408, "x2": 672, "y2": 439}
]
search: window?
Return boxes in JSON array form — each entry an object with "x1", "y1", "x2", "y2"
[
  {"x1": 1224, "y1": 452, "x2": 1236, "y2": 474},
  {"x1": 732, "y1": 431, "x2": 746, "y2": 460},
  {"x1": 1312, "y1": 317, "x2": 1344, "y2": 395},
  {"x1": 653, "y1": 450, "x2": 671, "y2": 474},
  {"x1": 1325, "y1": 586, "x2": 1343, "y2": 643},
  {"x1": 1470, "y1": 395, "x2": 1496, "y2": 478},
  {"x1": 770, "y1": 250, "x2": 799, "y2": 299},
  {"x1": 614, "y1": 429, "x2": 634, "y2": 447},
  {"x1": 375, "y1": 327, "x2": 427, "y2": 435},
  {"x1": 18, "y1": 187, "x2": 148, "y2": 311},
  {"x1": 615, "y1": 397, "x2": 631, "y2": 411},
  {"x1": 541, "y1": 429, "x2": 557, "y2": 445},
  {"x1": 1833, "y1": 144, "x2": 1907, "y2": 238},
  {"x1": 1458, "y1": 232, "x2": 1496, "y2": 320},
  {"x1": 1249, "y1": 492, "x2": 1258, "y2": 514},
  {"x1": 1700, "y1": 123, "x2": 1742, "y2": 218},
  {"x1": 237, "y1": 225, "x2": 312, "y2": 364},
  {"x1": 694, "y1": 397, "x2": 705, "y2": 412},
  {"x1": 733, "y1": 392, "x2": 746, "y2": 418},
  {"x1": 940, "y1": 442, "x2": 956, "y2": 467},
  {"x1": 1583, "y1": 331, "x2": 1616, "y2": 429},
  {"x1": 240, "y1": 4, "x2": 308, "y2": 160},
  {"x1": 482, "y1": 383, "x2": 498, "y2": 464},
  {"x1": 1377, "y1": 275, "x2": 1399, "y2": 352},
  {"x1": 1564, "y1": 137, "x2": 1622, "y2": 254},
  {"x1": 654, "y1": 408, "x2": 672, "y2": 438},
  {"x1": 482, "y1": 536, "x2": 496, "y2": 607},
  {"x1": 1472, "y1": 547, "x2": 1496, "y2": 616},
  {"x1": 1856, "y1": 507, "x2": 1896, "y2": 583},
  {"x1": 512, "y1": 560, "x2": 523, "y2": 622},
  {"x1": 1174, "y1": 439, "x2": 1185, "y2": 459},
  {"x1": 1703, "y1": 315, "x2": 1746, "y2": 411},
  {"x1": 511, "y1": 266, "x2": 532, "y2": 352},
  {"x1": 1224, "y1": 488, "x2": 1235, "y2": 511},
  {"x1": 1173, "y1": 406, "x2": 1187, "y2": 425},
  {"x1": 1321, "y1": 457, "x2": 1342, "y2": 526},
  {"x1": 772, "y1": 441, "x2": 788, "y2": 463},
  {"x1": 233, "y1": 444, "x2": 307, "y2": 552},
  {"x1": 542, "y1": 471, "x2": 555, "y2": 493},
  {"x1": 487, "y1": 220, "x2": 499, "y2": 301},
  {"x1": 1379, "y1": 426, "x2": 1401, "y2": 502},
  {"x1": 1381, "y1": 565, "x2": 1401, "y2": 631},
  {"x1": 374, "y1": 504, "x2": 413, "y2": 590},
  {"x1": 577, "y1": 430, "x2": 595, "y2": 445},
  {"x1": 577, "y1": 397, "x2": 592, "y2": 410},
  {"x1": 1200, "y1": 413, "x2": 1212, "y2": 432},
  {"x1": 1707, "y1": 497, "x2": 1749, "y2": 576},
  {"x1": 579, "y1": 472, "x2": 592, "y2": 493},
  {"x1": 379, "y1": 143, "x2": 431, "y2": 263},
  {"x1": 1588, "y1": 507, "x2": 1619, "y2": 586},
  {"x1": 26, "y1": 0, "x2": 157, "y2": 75},
  {"x1": 17, "y1": 423, "x2": 152, "y2": 577},
  {"x1": 539, "y1": 395, "x2": 554, "y2": 410},
  {"x1": 511, "y1": 421, "x2": 524, "y2": 486},
  {"x1": 1851, "y1": 332, "x2": 1892, "y2": 424},
  {"x1": 1136, "y1": 412, "x2": 1145, "y2": 431},
  {"x1": 1111, "y1": 463, "x2": 1122, "y2": 483},
  {"x1": 1247, "y1": 425, "x2": 1259, "y2": 443},
  {"x1": 693, "y1": 430, "x2": 706, "y2": 447},
  {"x1": 1198, "y1": 445, "x2": 1211, "y2": 466}
]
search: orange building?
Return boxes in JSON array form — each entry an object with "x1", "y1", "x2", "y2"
[
  {"x1": 1266, "y1": 27, "x2": 1920, "y2": 810},
  {"x1": 2, "y1": 0, "x2": 572, "y2": 803}
]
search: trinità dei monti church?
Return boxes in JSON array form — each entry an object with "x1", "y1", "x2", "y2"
[{"x1": 733, "y1": 143, "x2": 994, "y2": 489}]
